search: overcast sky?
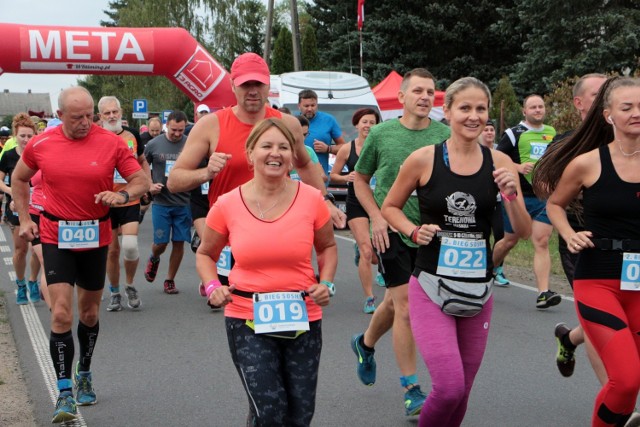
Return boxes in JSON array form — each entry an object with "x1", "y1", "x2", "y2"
[{"x1": 0, "y1": 0, "x2": 114, "y2": 112}]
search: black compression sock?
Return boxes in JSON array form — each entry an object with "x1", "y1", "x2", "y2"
[
  {"x1": 360, "y1": 335, "x2": 375, "y2": 353},
  {"x1": 560, "y1": 330, "x2": 577, "y2": 351},
  {"x1": 77, "y1": 321, "x2": 100, "y2": 372}
]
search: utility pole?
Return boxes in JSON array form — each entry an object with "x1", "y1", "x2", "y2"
[
  {"x1": 289, "y1": 0, "x2": 302, "y2": 71},
  {"x1": 264, "y1": 0, "x2": 275, "y2": 65}
]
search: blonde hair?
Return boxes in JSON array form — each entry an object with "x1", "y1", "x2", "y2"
[{"x1": 245, "y1": 118, "x2": 296, "y2": 160}]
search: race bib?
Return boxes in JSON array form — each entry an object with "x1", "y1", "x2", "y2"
[
  {"x1": 216, "y1": 246, "x2": 232, "y2": 276},
  {"x1": 621, "y1": 253, "x2": 640, "y2": 290},
  {"x1": 529, "y1": 142, "x2": 548, "y2": 161},
  {"x1": 252, "y1": 292, "x2": 309, "y2": 334},
  {"x1": 436, "y1": 237, "x2": 487, "y2": 278},
  {"x1": 165, "y1": 160, "x2": 175, "y2": 177},
  {"x1": 58, "y1": 220, "x2": 100, "y2": 249},
  {"x1": 3, "y1": 175, "x2": 9, "y2": 185},
  {"x1": 201, "y1": 182, "x2": 209, "y2": 195},
  {"x1": 113, "y1": 169, "x2": 127, "y2": 184}
]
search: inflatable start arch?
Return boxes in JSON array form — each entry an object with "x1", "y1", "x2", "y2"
[{"x1": 0, "y1": 23, "x2": 236, "y2": 111}]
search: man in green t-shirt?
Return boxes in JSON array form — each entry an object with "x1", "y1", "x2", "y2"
[
  {"x1": 495, "y1": 94, "x2": 560, "y2": 309},
  {"x1": 350, "y1": 68, "x2": 451, "y2": 416}
]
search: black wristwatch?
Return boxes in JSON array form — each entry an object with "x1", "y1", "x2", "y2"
[
  {"x1": 118, "y1": 191, "x2": 130, "y2": 204},
  {"x1": 323, "y1": 193, "x2": 336, "y2": 205}
]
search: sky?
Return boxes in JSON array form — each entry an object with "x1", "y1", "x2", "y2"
[{"x1": 0, "y1": 0, "x2": 114, "y2": 112}]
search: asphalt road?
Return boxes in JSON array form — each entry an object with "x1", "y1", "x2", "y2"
[{"x1": 0, "y1": 219, "x2": 629, "y2": 426}]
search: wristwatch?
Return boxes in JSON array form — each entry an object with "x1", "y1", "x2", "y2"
[
  {"x1": 323, "y1": 193, "x2": 336, "y2": 205},
  {"x1": 118, "y1": 190, "x2": 130, "y2": 204},
  {"x1": 320, "y1": 280, "x2": 336, "y2": 297}
]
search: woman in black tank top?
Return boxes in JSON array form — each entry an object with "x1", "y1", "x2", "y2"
[
  {"x1": 380, "y1": 77, "x2": 530, "y2": 426},
  {"x1": 536, "y1": 76, "x2": 640, "y2": 427},
  {"x1": 330, "y1": 108, "x2": 381, "y2": 313}
]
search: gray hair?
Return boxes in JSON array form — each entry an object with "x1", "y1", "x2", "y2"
[{"x1": 98, "y1": 96, "x2": 122, "y2": 112}]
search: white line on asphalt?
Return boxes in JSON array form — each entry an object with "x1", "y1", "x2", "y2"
[
  {"x1": 1, "y1": 245, "x2": 10, "y2": 252},
  {"x1": 334, "y1": 233, "x2": 575, "y2": 303},
  {"x1": 4, "y1": 257, "x2": 12, "y2": 265},
  {"x1": 0, "y1": 226, "x2": 5, "y2": 242}
]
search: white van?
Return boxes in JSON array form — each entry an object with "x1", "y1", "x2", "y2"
[{"x1": 268, "y1": 71, "x2": 381, "y2": 142}]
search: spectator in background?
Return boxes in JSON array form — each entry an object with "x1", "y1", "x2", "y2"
[
  {"x1": 298, "y1": 89, "x2": 346, "y2": 176},
  {"x1": 196, "y1": 104, "x2": 210, "y2": 120},
  {"x1": 140, "y1": 117, "x2": 163, "y2": 146}
]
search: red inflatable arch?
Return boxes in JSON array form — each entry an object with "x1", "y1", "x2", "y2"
[{"x1": 0, "y1": 23, "x2": 236, "y2": 112}]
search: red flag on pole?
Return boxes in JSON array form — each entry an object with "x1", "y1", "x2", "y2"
[{"x1": 357, "y1": 0, "x2": 365, "y2": 31}]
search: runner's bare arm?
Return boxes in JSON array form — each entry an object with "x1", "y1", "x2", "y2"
[{"x1": 168, "y1": 113, "x2": 224, "y2": 193}]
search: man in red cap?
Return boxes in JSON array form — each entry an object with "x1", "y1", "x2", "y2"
[{"x1": 168, "y1": 52, "x2": 345, "y2": 290}]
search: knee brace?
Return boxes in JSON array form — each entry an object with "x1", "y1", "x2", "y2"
[{"x1": 121, "y1": 235, "x2": 139, "y2": 261}]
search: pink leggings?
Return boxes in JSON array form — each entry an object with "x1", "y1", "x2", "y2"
[
  {"x1": 408, "y1": 276, "x2": 493, "y2": 427},
  {"x1": 574, "y1": 279, "x2": 640, "y2": 427}
]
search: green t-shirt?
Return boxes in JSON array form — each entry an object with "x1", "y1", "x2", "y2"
[
  {"x1": 0, "y1": 137, "x2": 17, "y2": 162},
  {"x1": 355, "y1": 118, "x2": 451, "y2": 246},
  {"x1": 515, "y1": 124, "x2": 556, "y2": 183}
]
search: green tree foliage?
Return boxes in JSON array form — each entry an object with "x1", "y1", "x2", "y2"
[
  {"x1": 301, "y1": 24, "x2": 321, "y2": 70},
  {"x1": 508, "y1": 0, "x2": 640, "y2": 95},
  {"x1": 490, "y1": 76, "x2": 521, "y2": 135},
  {"x1": 271, "y1": 27, "x2": 294, "y2": 74},
  {"x1": 544, "y1": 77, "x2": 581, "y2": 135}
]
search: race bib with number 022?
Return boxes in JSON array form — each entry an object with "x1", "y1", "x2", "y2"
[
  {"x1": 252, "y1": 291, "x2": 310, "y2": 334},
  {"x1": 58, "y1": 220, "x2": 100, "y2": 249},
  {"x1": 621, "y1": 253, "x2": 640, "y2": 291},
  {"x1": 436, "y1": 237, "x2": 487, "y2": 278}
]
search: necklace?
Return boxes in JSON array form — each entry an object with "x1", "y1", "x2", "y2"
[
  {"x1": 618, "y1": 141, "x2": 640, "y2": 157},
  {"x1": 255, "y1": 181, "x2": 288, "y2": 219}
]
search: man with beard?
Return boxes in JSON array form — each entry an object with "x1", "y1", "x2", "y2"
[
  {"x1": 494, "y1": 94, "x2": 559, "y2": 309},
  {"x1": 298, "y1": 89, "x2": 347, "y2": 176},
  {"x1": 98, "y1": 96, "x2": 150, "y2": 311}
]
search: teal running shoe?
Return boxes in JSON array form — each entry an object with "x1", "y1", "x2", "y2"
[
  {"x1": 363, "y1": 296, "x2": 376, "y2": 314},
  {"x1": 404, "y1": 385, "x2": 427, "y2": 416},
  {"x1": 351, "y1": 333, "x2": 376, "y2": 386},
  {"x1": 493, "y1": 265, "x2": 510, "y2": 287},
  {"x1": 75, "y1": 362, "x2": 97, "y2": 406},
  {"x1": 16, "y1": 284, "x2": 28, "y2": 305},
  {"x1": 28, "y1": 281, "x2": 41, "y2": 303},
  {"x1": 52, "y1": 391, "x2": 77, "y2": 423},
  {"x1": 375, "y1": 272, "x2": 386, "y2": 287}
]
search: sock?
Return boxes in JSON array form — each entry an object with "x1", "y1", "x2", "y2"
[
  {"x1": 16, "y1": 278, "x2": 26, "y2": 287},
  {"x1": 77, "y1": 321, "x2": 99, "y2": 372},
  {"x1": 561, "y1": 330, "x2": 577, "y2": 351},
  {"x1": 50, "y1": 330, "x2": 74, "y2": 392},
  {"x1": 359, "y1": 335, "x2": 374, "y2": 353},
  {"x1": 110, "y1": 285, "x2": 120, "y2": 294},
  {"x1": 400, "y1": 374, "x2": 419, "y2": 388}
]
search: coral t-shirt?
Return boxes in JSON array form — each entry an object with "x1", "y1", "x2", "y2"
[
  {"x1": 205, "y1": 181, "x2": 330, "y2": 321},
  {"x1": 21, "y1": 124, "x2": 141, "y2": 247}
]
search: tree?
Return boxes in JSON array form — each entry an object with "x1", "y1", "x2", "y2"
[
  {"x1": 301, "y1": 24, "x2": 321, "y2": 70},
  {"x1": 544, "y1": 76, "x2": 581, "y2": 135},
  {"x1": 490, "y1": 76, "x2": 521, "y2": 134},
  {"x1": 271, "y1": 27, "x2": 294, "y2": 74}
]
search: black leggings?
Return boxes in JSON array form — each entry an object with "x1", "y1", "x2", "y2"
[{"x1": 225, "y1": 317, "x2": 322, "y2": 427}]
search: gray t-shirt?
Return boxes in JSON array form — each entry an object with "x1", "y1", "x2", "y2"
[{"x1": 144, "y1": 134, "x2": 190, "y2": 206}]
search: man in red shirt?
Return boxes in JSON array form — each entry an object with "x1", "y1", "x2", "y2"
[{"x1": 12, "y1": 86, "x2": 150, "y2": 424}]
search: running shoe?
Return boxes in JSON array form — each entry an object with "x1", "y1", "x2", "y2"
[
  {"x1": 351, "y1": 333, "x2": 376, "y2": 386},
  {"x1": 536, "y1": 290, "x2": 562, "y2": 309},
  {"x1": 28, "y1": 281, "x2": 41, "y2": 303},
  {"x1": 144, "y1": 255, "x2": 160, "y2": 282},
  {"x1": 554, "y1": 322, "x2": 575, "y2": 377},
  {"x1": 106, "y1": 293, "x2": 123, "y2": 312},
  {"x1": 74, "y1": 362, "x2": 97, "y2": 406},
  {"x1": 125, "y1": 286, "x2": 141, "y2": 309},
  {"x1": 493, "y1": 265, "x2": 510, "y2": 287},
  {"x1": 625, "y1": 412, "x2": 640, "y2": 427},
  {"x1": 364, "y1": 296, "x2": 376, "y2": 314},
  {"x1": 164, "y1": 279, "x2": 179, "y2": 295},
  {"x1": 51, "y1": 391, "x2": 77, "y2": 423},
  {"x1": 354, "y1": 243, "x2": 360, "y2": 267},
  {"x1": 375, "y1": 272, "x2": 386, "y2": 287},
  {"x1": 404, "y1": 385, "x2": 427, "y2": 416},
  {"x1": 16, "y1": 284, "x2": 28, "y2": 305}
]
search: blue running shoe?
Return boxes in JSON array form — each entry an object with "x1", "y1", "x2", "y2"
[
  {"x1": 375, "y1": 272, "x2": 386, "y2": 287},
  {"x1": 351, "y1": 333, "x2": 376, "y2": 386},
  {"x1": 354, "y1": 243, "x2": 360, "y2": 267},
  {"x1": 493, "y1": 265, "x2": 510, "y2": 287},
  {"x1": 404, "y1": 385, "x2": 427, "y2": 416},
  {"x1": 75, "y1": 362, "x2": 97, "y2": 406},
  {"x1": 27, "y1": 281, "x2": 41, "y2": 303},
  {"x1": 52, "y1": 391, "x2": 77, "y2": 423},
  {"x1": 363, "y1": 296, "x2": 376, "y2": 314},
  {"x1": 16, "y1": 284, "x2": 28, "y2": 305}
]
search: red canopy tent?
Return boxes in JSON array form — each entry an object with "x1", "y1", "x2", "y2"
[{"x1": 372, "y1": 70, "x2": 444, "y2": 121}]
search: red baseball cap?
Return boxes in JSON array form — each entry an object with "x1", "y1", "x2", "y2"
[{"x1": 231, "y1": 53, "x2": 270, "y2": 86}]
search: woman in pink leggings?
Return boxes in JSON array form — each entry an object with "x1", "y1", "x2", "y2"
[
  {"x1": 382, "y1": 77, "x2": 530, "y2": 426},
  {"x1": 537, "y1": 76, "x2": 640, "y2": 427}
]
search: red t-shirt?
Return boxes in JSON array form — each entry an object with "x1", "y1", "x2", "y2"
[
  {"x1": 205, "y1": 181, "x2": 331, "y2": 321},
  {"x1": 21, "y1": 124, "x2": 141, "y2": 247},
  {"x1": 207, "y1": 106, "x2": 282, "y2": 207}
]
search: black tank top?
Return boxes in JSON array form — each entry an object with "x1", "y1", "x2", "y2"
[
  {"x1": 575, "y1": 145, "x2": 640, "y2": 279},
  {"x1": 413, "y1": 143, "x2": 498, "y2": 282},
  {"x1": 346, "y1": 140, "x2": 359, "y2": 199}
]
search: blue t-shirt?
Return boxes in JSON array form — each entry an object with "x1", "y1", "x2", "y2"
[{"x1": 303, "y1": 111, "x2": 342, "y2": 174}]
